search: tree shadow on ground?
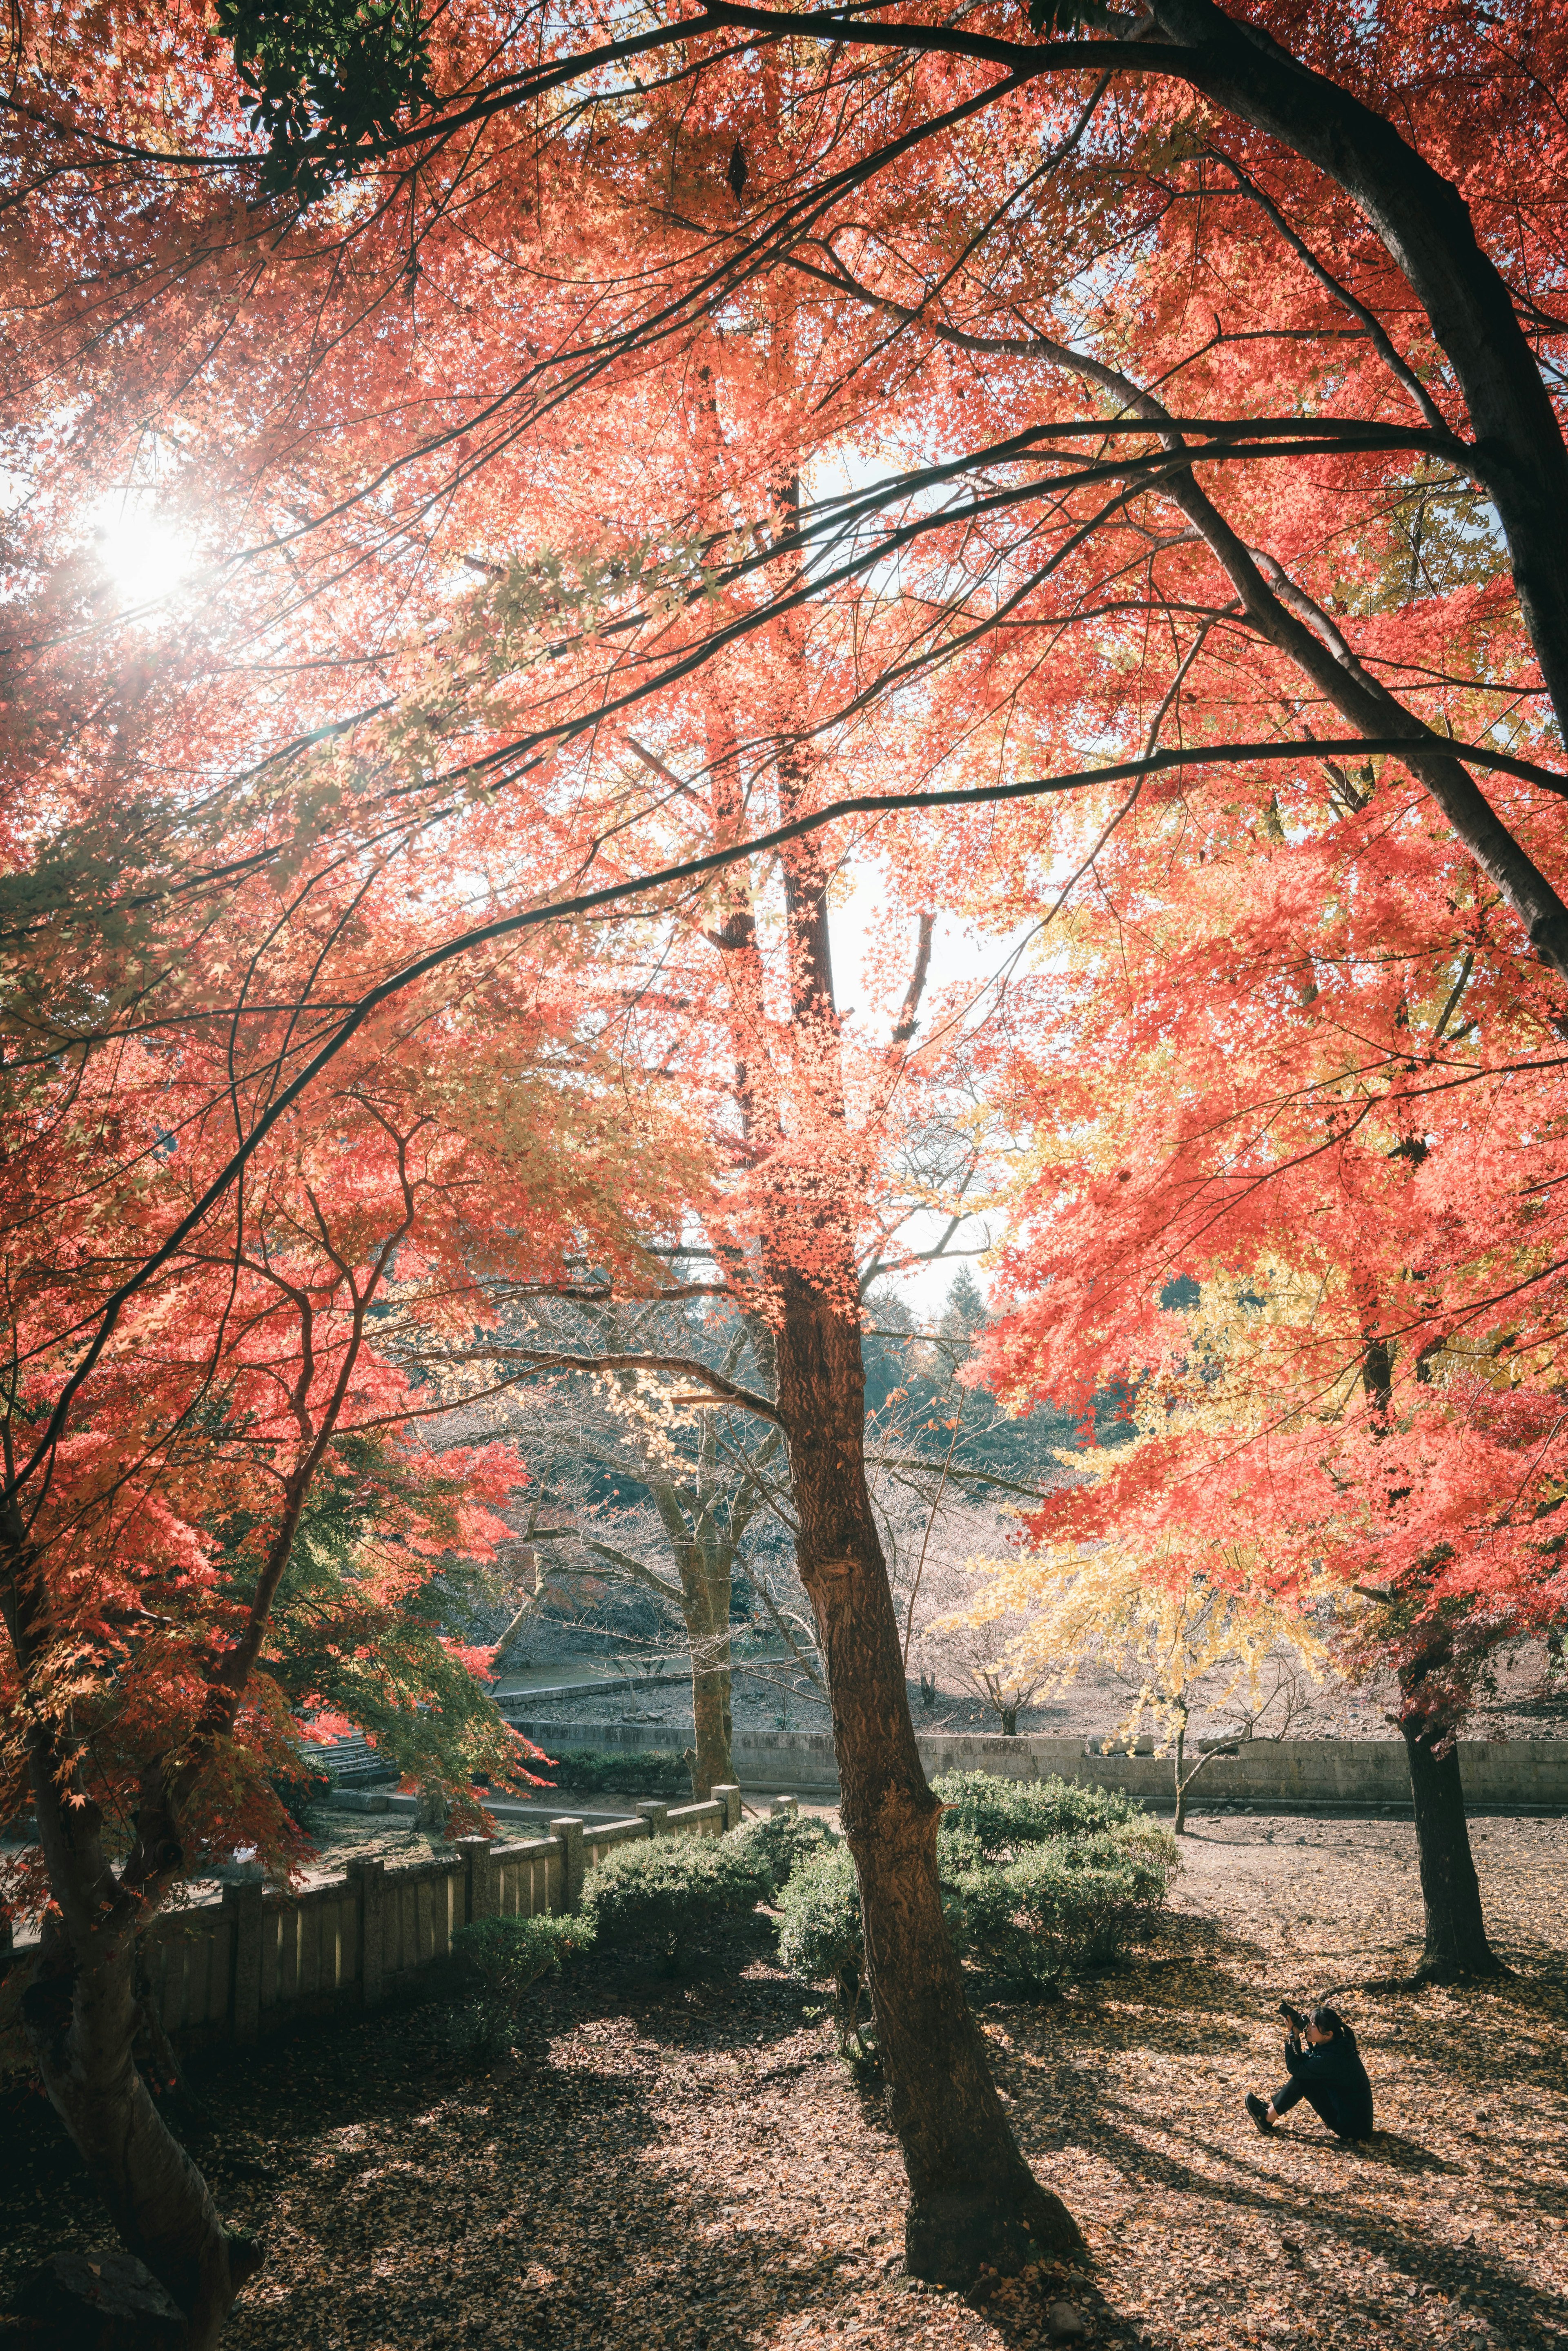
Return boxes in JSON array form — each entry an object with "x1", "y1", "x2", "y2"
[
  {"x1": 967, "y1": 1901, "x2": 1568, "y2": 2351},
  {"x1": 0, "y1": 1911, "x2": 849, "y2": 2350},
  {"x1": 6, "y1": 1897, "x2": 1564, "y2": 2351},
  {"x1": 1348, "y1": 2129, "x2": 1461, "y2": 2175}
]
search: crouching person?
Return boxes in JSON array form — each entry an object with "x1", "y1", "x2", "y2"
[{"x1": 1245, "y1": 2005, "x2": 1373, "y2": 2144}]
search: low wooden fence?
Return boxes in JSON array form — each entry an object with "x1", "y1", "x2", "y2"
[{"x1": 4, "y1": 1789, "x2": 741, "y2": 2075}]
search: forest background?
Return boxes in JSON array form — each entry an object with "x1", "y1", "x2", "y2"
[{"x1": 3, "y1": 0, "x2": 1568, "y2": 2342}]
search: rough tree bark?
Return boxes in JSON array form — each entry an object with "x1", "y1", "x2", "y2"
[
  {"x1": 3, "y1": 1519, "x2": 263, "y2": 2350},
  {"x1": 677, "y1": 1535, "x2": 735, "y2": 1799},
  {"x1": 22, "y1": 1914, "x2": 263, "y2": 2349},
  {"x1": 762, "y1": 583, "x2": 1080, "y2": 2272},
  {"x1": 1398, "y1": 1723, "x2": 1497, "y2": 1981},
  {"x1": 772, "y1": 1256, "x2": 1081, "y2": 2280},
  {"x1": 1394, "y1": 1624, "x2": 1499, "y2": 1981}
]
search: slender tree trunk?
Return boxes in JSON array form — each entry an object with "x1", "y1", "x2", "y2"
[
  {"x1": 684, "y1": 1542, "x2": 735, "y2": 1798},
  {"x1": 755, "y1": 411, "x2": 1073, "y2": 2278},
  {"x1": 688, "y1": 1655, "x2": 733, "y2": 1798},
  {"x1": 1399, "y1": 1724, "x2": 1499, "y2": 1980},
  {"x1": 773, "y1": 1262, "x2": 1080, "y2": 2282},
  {"x1": 1173, "y1": 1723, "x2": 1188, "y2": 1836}
]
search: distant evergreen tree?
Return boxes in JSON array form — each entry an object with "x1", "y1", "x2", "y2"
[{"x1": 865, "y1": 1269, "x2": 1130, "y2": 1505}]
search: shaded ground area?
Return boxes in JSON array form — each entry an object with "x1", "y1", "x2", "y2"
[{"x1": 0, "y1": 1817, "x2": 1563, "y2": 2349}]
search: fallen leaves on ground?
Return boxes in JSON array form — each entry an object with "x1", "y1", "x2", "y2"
[{"x1": 0, "y1": 1815, "x2": 1563, "y2": 2350}]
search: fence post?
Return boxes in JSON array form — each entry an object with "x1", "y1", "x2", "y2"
[
  {"x1": 770, "y1": 1795, "x2": 799, "y2": 1821},
  {"x1": 222, "y1": 1876, "x2": 265, "y2": 2044},
  {"x1": 711, "y1": 1784, "x2": 742, "y2": 1833},
  {"x1": 455, "y1": 1835, "x2": 495, "y2": 1923},
  {"x1": 635, "y1": 1801, "x2": 668, "y2": 1838},
  {"x1": 550, "y1": 1818, "x2": 585, "y2": 1913},
  {"x1": 346, "y1": 1856, "x2": 387, "y2": 2008}
]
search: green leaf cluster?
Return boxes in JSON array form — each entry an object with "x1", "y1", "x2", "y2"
[
  {"x1": 775, "y1": 1844, "x2": 866, "y2": 2023},
  {"x1": 444, "y1": 1912, "x2": 593, "y2": 2065},
  {"x1": 729, "y1": 1807, "x2": 837, "y2": 1896},
  {"x1": 928, "y1": 1767, "x2": 1144, "y2": 1865},
  {"x1": 539, "y1": 1748, "x2": 693, "y2": 1799},
  {"x1": 243, "y1": 1432, "x2": 527, "y2": 1802},
  {"x1": 776, "y1": 1773, "x2": 1177, "y2": 2035},
  {"x1": 217, "y1": 0, "x2": 436, "y2": 195},
  {"x1": 579, "y1": 1832, "x2": 772, "y2": 1961},
  {"x1": 451, "y1": 1911, "x2": 595, "y2": 2004}
]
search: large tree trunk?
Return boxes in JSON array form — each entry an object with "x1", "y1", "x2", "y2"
[
  {"x1": 1399, "y1": 1723, "x2": 1499, "y2": 1981},
  {"x1": 773, "y1": 1261, "x2": 1081, "y2": 2283},
  {"x1": 3, "y1": 1494, "x2": 282, "y2": 2347},
  {"x1": 22, "y1": 1919, "x2": 262, "y2": 2349},
  {"x1": 758, "y1": 489, "x2": 1076, "y2": 2275}
]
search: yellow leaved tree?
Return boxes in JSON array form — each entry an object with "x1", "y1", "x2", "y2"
[{"x1": 945, "y1": 1506, "x2": 1332, "y2": 1832}]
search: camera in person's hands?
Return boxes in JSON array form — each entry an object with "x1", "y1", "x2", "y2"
[{"x1": 1278, "y1": 2000, "x2": 1308, "y2": 2038}]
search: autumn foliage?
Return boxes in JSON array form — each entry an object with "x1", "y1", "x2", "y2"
[{"x1": 5, "y1": 0, "x2": 1568, "y2": 2333}]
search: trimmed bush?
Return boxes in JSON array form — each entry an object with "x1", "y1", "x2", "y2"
[
  {"x1": 775, "y1": 1774, "x2": 1179, "y2": 2024},
  {"x1": 581, "y1": 1832, "x2": 772, "y2": 1961},
  {"x1": 446, "y1": 1911, "x2": 593, "y2": 2065},
  {"x1": 956, "y1": 1830, "x2": 1174, "y2": 1994},
  {"x1": 777, "y1": 1844, "x2": 967, "y2": 2057},
  {"x1": 775, "y1": 1846, "x2": 868, "y2": 2052},
  {"x1": 535, "y1": 1747, "x2": 692, "y2": 1798},
  {"x1": 452, "y1": 1911, "x2": 595, "y2": 2000},
  {"x1": 727, "y1": 1809, "x2": 837, "y2": 1895},
  {"x1": 931, "y1": 1769, "x2": 1142, "y2": 1862}
]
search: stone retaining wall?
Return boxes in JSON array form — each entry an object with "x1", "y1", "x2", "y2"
[
  {"x1": 1, "y1": 1789, "x2": 740, "y2": 2078},
  {"x1": 504, "y1": 1719, "x2": 1568, "y2": 1812}
]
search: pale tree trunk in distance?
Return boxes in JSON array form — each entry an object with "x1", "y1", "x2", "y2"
[{"x1": 678, "y1": 1535, "x2": 735, "y2": 1798}]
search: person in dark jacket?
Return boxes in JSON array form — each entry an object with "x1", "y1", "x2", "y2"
[{"x1": 1245, "y1": 2006, "x2": 1374, "y2": 2143}]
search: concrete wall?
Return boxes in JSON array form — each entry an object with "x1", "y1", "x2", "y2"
[
  {"x1": 505, "y1": 1717, "x2": 1568, "y2": 1812},
  {"x1": 2, "y1": 1791, "x2": 739, "y2": 2079}
]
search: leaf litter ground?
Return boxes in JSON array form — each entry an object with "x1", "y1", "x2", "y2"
[{"x1": 0, "y1": 1813, "x2": 1564, "y2": 2350}]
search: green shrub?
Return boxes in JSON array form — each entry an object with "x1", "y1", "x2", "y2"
[
  {"x1": 452, "y1": 1911, "x2": 595, "y2": 1999},
  {"x1": 581, "y1": 1832, "x2": 771, "y2": 1961},
  {"x1": 777, "y1": 1844, "x2": 967, "y2": 2060},
  {"x1": 728, "y1": 1809, "x2": 837, "y2": 1896},
  {"x1": 775, "y1": 1775, "x2": 1178, "y2": 2024},
  {"x1": 932, "y1": 1770, "x2": 1142, "y2": 1863},
  {"x1": 445, "y1": 1911, "x2": 593, "y2": 2066},
  {"x1": 1111, "y1": 1813, "x2": 1182, "y2": 1895},
  {"x1": 775, "y1": 1846, "x2": 868, "y2": 2054},
  {"x1": 536, "y1": 1747, "x2": 692, "y2": 1799},
  {"x1": 956, "y1": 1833, "x2": 1171, "y2": 1994}
]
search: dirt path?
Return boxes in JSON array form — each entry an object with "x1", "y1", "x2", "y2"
[{"x1": 1, "y1": 1816, "x2": 1563, "y2": 2350}]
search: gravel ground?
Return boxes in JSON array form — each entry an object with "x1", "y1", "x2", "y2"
[{"x1": 0, "y1": 1816, "x2": 1563, "y2": 2350}]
